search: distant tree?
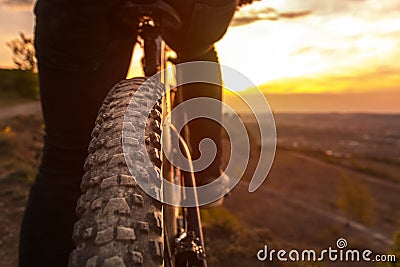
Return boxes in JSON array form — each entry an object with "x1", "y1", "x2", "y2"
[
  {"x1": 6, "y1": 33, "x2": 37, "y2": 72},
  {"x1": 337, "y1": 175, "x2": 374, "y2": 226}
]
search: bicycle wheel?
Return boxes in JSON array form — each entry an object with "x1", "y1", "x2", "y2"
[{"x1": 69, "y1": 77, "x2": 166, "y2": 267}]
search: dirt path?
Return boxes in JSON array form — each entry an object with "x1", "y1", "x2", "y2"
[{"x1": 0, "y1": 101, "x2": 41, "y2": 120}]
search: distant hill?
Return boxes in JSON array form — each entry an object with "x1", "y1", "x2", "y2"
[{"x1": 224, "y1": 90, "x2": 400, "y2": 114}]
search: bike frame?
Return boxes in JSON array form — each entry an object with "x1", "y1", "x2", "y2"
[{"x1": 122, "y1": 1, "x2": 207, "y2": 266}]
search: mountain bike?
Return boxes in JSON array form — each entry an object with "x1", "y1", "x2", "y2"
[{"x1": 68, "y1": 1, "x2": 219, "y2": 266}]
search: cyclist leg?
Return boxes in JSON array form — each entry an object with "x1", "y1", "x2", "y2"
[
  {"x1": 18, "y1": 1, "x2": 137, "y2": 266},
  {"x1": 163, "y1": 0, "x2": 236, "y2": 183}
]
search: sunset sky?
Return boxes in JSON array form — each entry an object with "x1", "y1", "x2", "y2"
[{"x1": 0, "y1": 0, "x2": 399, "y2": 112}]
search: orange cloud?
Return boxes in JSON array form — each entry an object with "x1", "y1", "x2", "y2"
[{"x1": 256, "y1": 65, "x2": 400, "y2": 94}]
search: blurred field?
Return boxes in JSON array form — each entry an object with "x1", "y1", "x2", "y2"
[
  {"x1": 218, "y1": 113, "x2": 400, "y2": 266},
  {"x1": 0, "y1": 110, "x2": 399, "y2": 266}
]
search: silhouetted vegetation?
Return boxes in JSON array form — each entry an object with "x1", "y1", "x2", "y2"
[
  {"x1": 0, "y1": 33, "x2": 39, "y2": 101},
  {"x1": 6, "y1": 33, "x2": 36, "y2": 72}
]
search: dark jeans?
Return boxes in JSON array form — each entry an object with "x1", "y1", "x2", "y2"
[{"x1": 19, "y1": 0, "x2": 236, "y2": 266}]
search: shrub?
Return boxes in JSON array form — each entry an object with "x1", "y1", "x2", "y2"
[{"x1": 337, "y1": 174, "x2": 375, "y2": 226}]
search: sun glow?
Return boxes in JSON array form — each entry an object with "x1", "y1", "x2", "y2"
[{"x1": 215, "y1": 10, "x2": 400, "y2": 94}]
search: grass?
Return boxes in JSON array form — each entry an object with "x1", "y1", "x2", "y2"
[
  {"x1": 0, "y1": 163, "x2": 35, "y2": 201},
  {"x1": 369, "y1": 156, "x2": 400, "y2": 167},
  {"x1": 378, "y1": 229, "x2": 400, "y2": 267},
  {"x1": 280, "y1": 145, "x2": 398, "y2": 183},
  {"x1": 0, "y1": 164, "x2": 36, "y2": 186},
  {"x1": 347, "y1": 158, "x2": 391, "y2": 180},
  {"x1": 0, "y1": 68, "x2": 39, "y2": 108},
  {"x1": 0, "y1": 69, "x2": 38, "y2": 100},
  {"x1": 0, "y1": 114, "x2": 43, "y2": 200},
  {"x1": 201, "y1": 207, "x2": 282, "y2": 266}
]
